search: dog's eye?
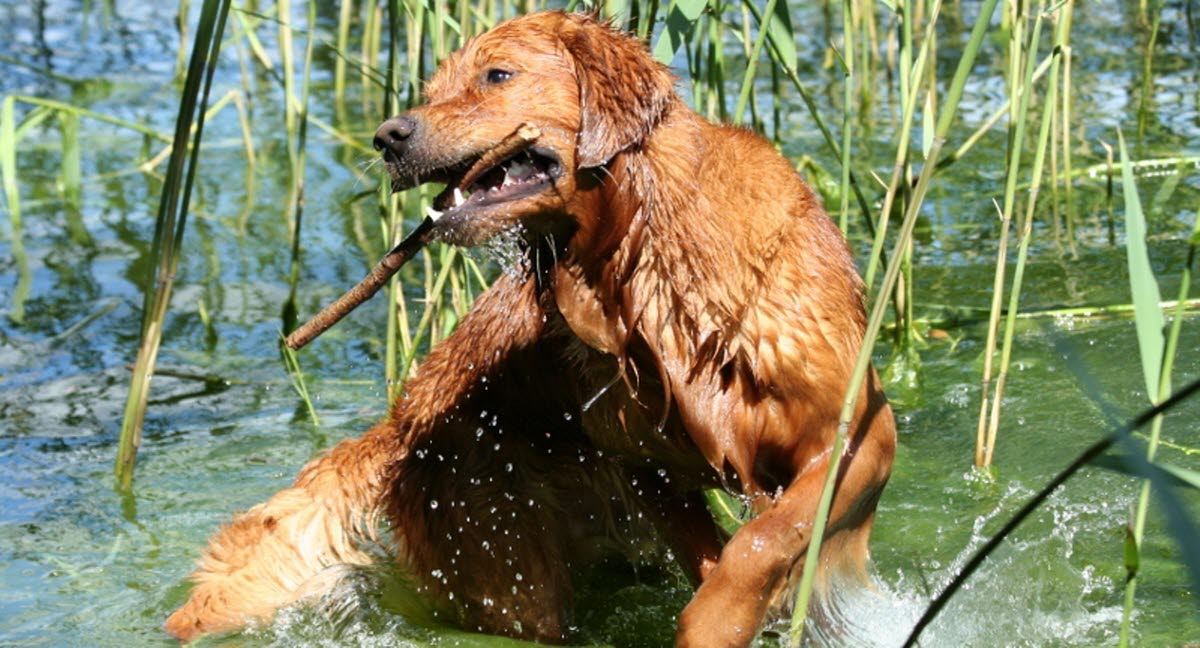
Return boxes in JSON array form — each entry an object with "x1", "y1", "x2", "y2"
[{"x1": 484, "y1": 68, "x2": 514, "y2": 85}]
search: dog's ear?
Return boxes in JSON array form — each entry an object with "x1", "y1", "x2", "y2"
[{"x1": 560, "y1": 15, "x2": 676, "y2": 168}]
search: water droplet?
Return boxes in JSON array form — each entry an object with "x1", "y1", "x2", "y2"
[{"x1": 430, "y1": 499, "x2": 439, "y2": 509}]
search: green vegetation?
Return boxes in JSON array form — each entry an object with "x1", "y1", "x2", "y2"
[{"x1": 1, "y1": 0, "x2": 1197, "y2": 644}]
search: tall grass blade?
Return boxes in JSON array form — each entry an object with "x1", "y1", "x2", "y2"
[
  {"x1": 789, "y1": 0, "x2": 1002, "y2": 640},
  {"x1": 282, "y1": 342, "x2": 320, "y2": 426},
  {"x1": 981, "y1": 5, "x2": 1056, "y2": 467},
  {"x1": 383, "y1": 0, "x2": 407, "y2": 402},
  {"x1": 861, "y1": 0, "x2": 942, "y2": 294},
  {"x1": 732, "y1": 0, "x2": 780, "y2": 124},
  {"x1": 762, "y1": 0, "x2": 797, "y2": 74},
  {"x1": 1094, "y1": 455, "x2": 1200, "y2": 492},
  {"x1": 278, "y1": 0, "x2": 321, "y2": 425},
  {"x1": 1057, "y1": 1, "x2": 1076, "y2": 245},
  {"x1": 836, "y1": 0, "x2": 853, "y2": 234},
  {"x1": 1118, "y1": 130, "x2": 1165, "y2": 400},
  {"x1": 975, "y1": 200, "x2": 1011, "y2": 467},
  {"x1": 1117, "y1": 126, "x2": 1186, "y2": 645},
  {"x1": 334, "y1": 0, "x2": 354, "y2": 124},
  {"x1": 114, "y1": 0, "x2": 232, "y2": 491},
  {"x1": 6, "y1": 96, "x2": 170, "y2": 142}
]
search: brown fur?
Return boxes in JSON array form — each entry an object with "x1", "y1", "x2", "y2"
[{"x1": 166, "y1": 12, "x2": 895, "y2": 646}]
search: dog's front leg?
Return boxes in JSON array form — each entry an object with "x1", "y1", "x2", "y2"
[{"x1": 675, "y1": 419, "x2": 892, "y2": 647}]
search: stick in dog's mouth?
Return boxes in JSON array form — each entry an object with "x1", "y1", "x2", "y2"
[
  {"x1": 426, "y1": 123, "x2": 549, "y2": 222},
  {"x1": 284, "y1": 123, "x2": 543, "y2": 351}
]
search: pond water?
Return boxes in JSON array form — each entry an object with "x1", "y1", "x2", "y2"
[{"x1": 1, "y1": 1, "x2": 1198, "y2": 646}]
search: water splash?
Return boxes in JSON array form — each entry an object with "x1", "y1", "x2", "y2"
[
  {"x1": 475, "y1": 224, "x2": 528, "y2": 275},
  {"x1": 797, "y1": 481, "x2": 1127, "y2": 647}
]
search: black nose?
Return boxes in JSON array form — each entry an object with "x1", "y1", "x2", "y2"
[{"x1": 373, "y1": 115, "x2": 418, "y2": 159}]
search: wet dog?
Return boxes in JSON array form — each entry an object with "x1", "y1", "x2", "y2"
[{"x1": 166, "y1": 11, "x2": 895, "y2": 646}]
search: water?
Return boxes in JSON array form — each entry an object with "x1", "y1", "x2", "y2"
[{"x1": 2, "y1": 1, "x2": 1199, "y2": 646}]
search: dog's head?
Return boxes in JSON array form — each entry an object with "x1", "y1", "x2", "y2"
[{"x1": 374, "y1": 12, "x2": 676, "y2": 246}]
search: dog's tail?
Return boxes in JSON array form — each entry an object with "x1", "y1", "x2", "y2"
[{"x1": 164, "y1": 421, "x2": 400, "y2": 642}]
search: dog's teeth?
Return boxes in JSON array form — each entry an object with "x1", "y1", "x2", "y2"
[
  {"x1": 453, "y1": 188, "x2": 466, "y2": 207},
  {"x1": 505, "y1": 161, "x2": 532, "y2": 184},
  {"x1": 425, "y1": 205, "x2": 444, "y2": 221}
]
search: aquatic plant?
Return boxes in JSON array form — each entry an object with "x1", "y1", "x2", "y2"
[
  {"x1": 2, "y1": 0, "x2": 1196, "y2": 643},
  {"x1": 114, "y1": 0, "x2": 233, "y2": 491}
]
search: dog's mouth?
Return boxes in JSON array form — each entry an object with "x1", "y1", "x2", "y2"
[
  {"x1": 383, "y1": 123, "x2": 563, "y2": 232},
  {"x1": 424, "y1": 145, "x2": 561, "y2": 222}
]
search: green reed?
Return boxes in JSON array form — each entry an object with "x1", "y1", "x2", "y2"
[
  {"x1": 1059, "y1": 2, "x2": 1076, "y2": 245},
  {"x1": 976, "y1": 1, "x2": 1054, "y2": 469},
  {"x1": 114, "y1": 0, "x2": 232, "y2": 491},
  {"x1": 836, "y1": 0, "x2": 853, "y2": 235},
  {"x1": 382, "y1": 0, "x2": 408, "y2": 401},
  {"x1": 284, "y1": 0, "x2": 322, "y2": 421},
  {"x1": 335, "y1": 0, "x2": 355, "y2": 124},
  {"x1": 1116, "y1": 130, "x2": 1199, "y2": 646},
  {"x1": 7, "y1": 0, "x2": 1190, "y2": 639},
  {"x1": 792, "y1": 0, "x2": 1002, "y2": 639}
]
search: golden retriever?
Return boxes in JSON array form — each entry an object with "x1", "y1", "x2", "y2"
[{"x1": 165, "y1": 11, "x2": 895, "y2": 646}]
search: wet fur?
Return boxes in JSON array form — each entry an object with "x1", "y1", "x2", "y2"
[{"x1": 166, "y1": 12, "x2": 895, "y2": 646}]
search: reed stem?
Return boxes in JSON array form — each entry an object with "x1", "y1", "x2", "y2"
[
  {"x1": 115, "y1": 0, "x2": 232, "y2": 490},
  {"x1": 1116, "y1": 124, "x2": 1195, "y2": 645},
  {"x1": 976, "y1": 0, "x2": 1051, "y2": 468},
  {"x1": 789, "y1": 0, "x2": 1002, "y2": 639}
]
